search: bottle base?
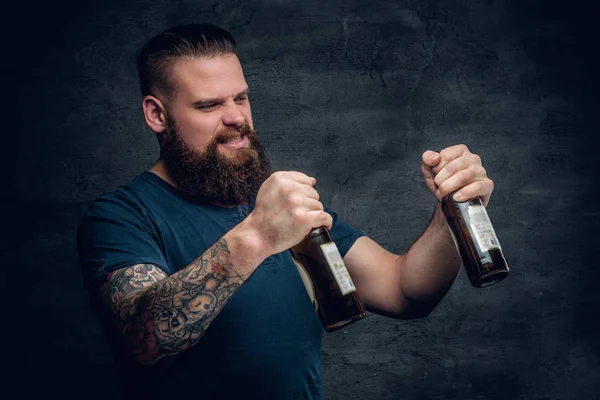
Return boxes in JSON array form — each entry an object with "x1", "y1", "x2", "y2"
[
  {"x1": 472, "y1": 270, "x2": 509, "y2": 288},
  {"x1": 323, "y1": 312, "x2": 366, "y2": 333}
]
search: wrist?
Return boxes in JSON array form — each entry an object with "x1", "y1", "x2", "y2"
[
  {"x1": 432, "y1": 203, "x2": 449, "y2": 229},
  {"x1": 225, "y1": 217, "x2": 272, "y2": 275},
  {"x1": 430, "y1": 203, "x2": 456, "y2": 247}
]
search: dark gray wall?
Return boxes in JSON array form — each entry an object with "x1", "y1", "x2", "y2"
[{"x1": 5, "y1": 0, "x2": 599, "y2": 399}]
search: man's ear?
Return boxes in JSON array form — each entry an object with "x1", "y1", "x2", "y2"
[{"x1": 142, "y1": 95, "x2": 168, "y2": 133}]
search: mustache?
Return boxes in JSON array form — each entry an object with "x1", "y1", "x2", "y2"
[{"x1": 214, "y1": 123, "x2": 255, "y2": 144}]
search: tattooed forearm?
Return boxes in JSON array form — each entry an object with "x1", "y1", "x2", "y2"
[{"x1": 102, "y1": 238, "x2": 250, "y2": 365}]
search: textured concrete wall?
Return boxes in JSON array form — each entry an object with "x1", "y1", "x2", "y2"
[{"x1": 5, "y1": 0, "x2": 599, "y2": 399}]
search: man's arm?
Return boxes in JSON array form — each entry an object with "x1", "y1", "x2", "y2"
[
  {"x1": 101, "y1": 225, "x2": 266, "y2": 365},
  {"x1": 99, "y1": 171, "x2": 333, "y2": 365},
  {"x1": 344, "y1": 204, "x2": 461, "y2": 319},
  {"x1": 343, "y1": 144, "x2": 494, "y2": 319}
]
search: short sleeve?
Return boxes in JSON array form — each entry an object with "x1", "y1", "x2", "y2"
[
  {"x1": 77, "y1": 192, "x2": 171, "y2": 289},
  {"x1": 324, "y1": 207, "x2": 366, "y2": 257}
]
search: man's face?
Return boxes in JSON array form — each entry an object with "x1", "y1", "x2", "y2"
[{"x1": 159, "y1": 54, "x2": 271, "y2": 205}]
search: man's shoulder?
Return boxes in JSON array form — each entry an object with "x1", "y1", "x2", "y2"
[{"x1": 81, "y1": 171, "x2": 157, "y2": 220}]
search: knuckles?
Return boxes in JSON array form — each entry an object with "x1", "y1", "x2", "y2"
[
  {"x1": 291, "y1": 208, "x2": 307, "y2": 224},
  {"x1": 276, "y1": 179, "x2": 295, "y2": 198},
  {"x1": 479, "y1": 166, "x2": 487, "y2": 178},
  {"x1": 484, "y1": 178, "x2": 495, "y2": 192},
  {"x1": 324, "y1": 214, "x2": 333, "y2": 229},
  {"x1": 287, "y1": 193, "x2": 302, "y2": 208},
  {"x1": 268, "y1": 171, "x2": 281, "y2": 184},
  {"x1": 462, "y1": 167, "x2": 476, "y2": 181}
]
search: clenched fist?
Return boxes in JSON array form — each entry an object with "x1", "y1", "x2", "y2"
[
  {"x1": 421, "y1": 144, "x2": 494, "y2": 207},
  {"x1": 244, "y1": 171, "x2": 333, "y2": 256}
]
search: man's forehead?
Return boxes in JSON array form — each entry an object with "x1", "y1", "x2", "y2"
[{"x1": 169, "y1": 54, "x2": 247, "y2": 98}]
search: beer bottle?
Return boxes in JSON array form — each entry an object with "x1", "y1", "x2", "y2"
[
  {"x1": 290, "y1": 227, "x2": 366, "y2": 332},
  {"x1": 441, "y1": 193, "x2": 509, "y2": 288}
]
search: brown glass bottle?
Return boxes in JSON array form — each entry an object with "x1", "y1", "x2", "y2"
[
  {"x1": 441, "y1": 193, "x2": 509, "y2": 288},
  {"x1": 290, "y1": 227, "x2": 366, "y2": 332}
]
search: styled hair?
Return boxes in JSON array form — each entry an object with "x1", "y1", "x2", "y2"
[{"x1": 136, "y1": 23, "x2": 237, "y2": 98}]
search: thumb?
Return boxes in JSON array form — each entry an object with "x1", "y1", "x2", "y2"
[
  {"x1": 421, "y1": 151, "x2": 440, "y2": 197},
  {"x1": 422, "y1": 150, "x2": 441, "y2": 167}
]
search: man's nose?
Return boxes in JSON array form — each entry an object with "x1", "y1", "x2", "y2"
[{"x1": 222, "y1": 102, "x2": 245, "y2": 127}]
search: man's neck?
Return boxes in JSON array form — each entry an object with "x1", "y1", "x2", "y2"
[
  {"x1": 148, "y1": 160, "x2": 247, "y2": 208},
  {"x1": 148, "y1": 159, "x2": 174, "y2": 187}
]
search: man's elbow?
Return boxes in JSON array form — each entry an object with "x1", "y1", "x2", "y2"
[
  {"x1": 399, "y1": 307, "x2": 433, "y2": 320},
  {"x1": 369, "y1": 300, "x2": 434, "y2": 320},
  {"x1": 127, "y1": 336, "x2": 167, "y2": 366},
  {"x1": 396, "y1": 298, "x2": 439, "y2": 320}
]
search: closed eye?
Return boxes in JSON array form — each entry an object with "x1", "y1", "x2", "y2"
[{"x1": 196, "y1": 103, "x2": 218, "y2": 110}]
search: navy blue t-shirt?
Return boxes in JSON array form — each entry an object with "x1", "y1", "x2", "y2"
[{"x1": 77, "y1": 171, "x2": 366, "y2": 399}]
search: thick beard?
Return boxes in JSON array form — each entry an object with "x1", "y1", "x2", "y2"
[{"x1": 161, "y1": 120, "x2": 271, "y2": 205}]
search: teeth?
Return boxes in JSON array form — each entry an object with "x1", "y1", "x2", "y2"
[{"x1": 227, "y1": 135, "x2": 242, "y2": 143}]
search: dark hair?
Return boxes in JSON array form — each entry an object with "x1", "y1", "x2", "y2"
[{"x1": 136, "y1": 23, "x2": 237, "y2": 98}]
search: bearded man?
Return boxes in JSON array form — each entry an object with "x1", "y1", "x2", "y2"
[{"x1": 77, "y1": 23, "x2": 495, "y2": 399}]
